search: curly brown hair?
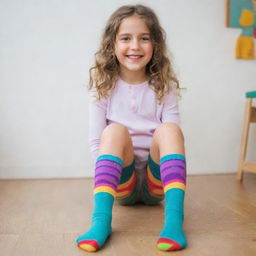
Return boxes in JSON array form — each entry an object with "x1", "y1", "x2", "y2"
[{"x1": 89, "y1": 4, "x2": 180, "y2": 102}]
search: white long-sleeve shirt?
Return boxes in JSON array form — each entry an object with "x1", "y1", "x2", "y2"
[{"x1": 89, "y1": 78, "x2": 180, "y2": 170}]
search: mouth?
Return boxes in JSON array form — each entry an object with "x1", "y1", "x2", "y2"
[{"x1": 126, "y1": 55, "x2": 143, "y2": 59}]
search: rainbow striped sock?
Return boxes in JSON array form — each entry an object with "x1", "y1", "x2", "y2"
[
  {"x1": 157, "y1": 154, "x2": 187, "y2": 251},
  {"x1": 142, "y1": 155, "x2": 164, "y2": 205},
  {"x1": 76, "y1": 154, "x2": 123, "y2": 252},
  {"x1": 116, "y1": 162, "x2": 137, "y2": 204}
]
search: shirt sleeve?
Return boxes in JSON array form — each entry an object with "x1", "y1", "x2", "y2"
[
  {"x1": 161, "y1": 90, "x2": 180, "y2": 126},
  {"x1": 88, "y1": 92, "x2": 108, "y2": 162}
]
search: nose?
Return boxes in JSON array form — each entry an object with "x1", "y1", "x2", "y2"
[{"x1": 130, "y1": 38, "x2": 140, "y2": 50}]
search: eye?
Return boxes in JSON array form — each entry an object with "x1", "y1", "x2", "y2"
[
  {"x1": 121, "y1": 37, "x2": 130, "y2": 41},
  {"x1": 141, "y1": 37, "x2": 150, "y2": 41}
]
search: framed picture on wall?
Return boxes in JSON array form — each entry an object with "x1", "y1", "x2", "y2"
[
  {"x1": 226, "y1": 0, "x2": 256, "y2": 28},
  {"x1": 226, "y1": 0, "x2": 256, "y2": 59}
]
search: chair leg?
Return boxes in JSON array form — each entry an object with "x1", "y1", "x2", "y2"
[
  {"x1": 237, "y1": 98, "x2": 252, "y2": 181},
  {"x1": 237, "y1": 164, "x2": 244, "y2": 181}
]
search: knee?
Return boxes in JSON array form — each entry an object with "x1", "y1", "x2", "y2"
[
  {"x1": 154, "y1": 122, "x2": 184, "y2": 142},
  {"x1": 101, "y1": 123, "x2": 130, "y2": 142}
]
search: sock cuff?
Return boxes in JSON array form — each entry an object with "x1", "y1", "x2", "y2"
[
  {"x1": 160, "y1": 154, "x2": 185, "y2": 164},
  {"x1": 96, "y1": 154, "x2": 123, "y2": 166}
]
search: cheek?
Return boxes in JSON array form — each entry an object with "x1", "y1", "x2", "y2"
[
  {"x1": 145, "y1": 44, "x2": 153, "y2": 59},
  {"x1": 115, "y1": 44, "x2": 127, "y2": 58}
]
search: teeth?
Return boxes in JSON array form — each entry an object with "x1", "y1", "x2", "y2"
[{"x1": 127, "y1": 55, "x2": 142, "y2": 59}]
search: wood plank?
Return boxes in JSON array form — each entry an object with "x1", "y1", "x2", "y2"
[
  {"x1": 0, "y1": 234, "x2": 19, "y2": 255},
  {"x1": 0, "y1": 175, "x2": 255, "y2": 255}
]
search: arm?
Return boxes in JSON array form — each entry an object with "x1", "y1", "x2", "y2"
[
  {"x1": 88, "y1": 92, "x2": 108, "y2": 162},
  {"x1": 161, "y1": 90, "x2": 180, "y2": 125}
]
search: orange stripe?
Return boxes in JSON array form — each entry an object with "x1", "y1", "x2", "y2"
[
  {"x1": 146, "y1": 166, "x2": 164, "y2": 197},
  {"x1": 116, "y1": 173, "x2": 136, "y2": 199},
  {"x1": 116, "y1": 190, "x2": 131, "y2": 199},
  {"x1": 147, "y1": 166, "x2": 162, "y2": 187},
  {"x1": 116, "y1": 179, "x2": 135, "y2": 193},
  {"x1": 148, "y1": 182, "x2": 164, "y2": 197},
  {"x1": 117, "y1": 171, "x2": 136, "y2": 190},
  {"x1": 152, "y1": 188, "x2": 164, "y2": 196}
]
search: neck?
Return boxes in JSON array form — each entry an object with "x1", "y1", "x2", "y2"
[{"x1": 119, "y1": 69, "x2": 147, "y2": 85}]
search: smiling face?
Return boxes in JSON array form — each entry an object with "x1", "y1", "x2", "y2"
[{"x1": 114, "y1": 15, "x2": 153, "y2": 83}]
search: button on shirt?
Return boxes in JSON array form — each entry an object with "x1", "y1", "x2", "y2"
[{"x1": 89, "y1": 78, "x2": 180, "y2": 170}]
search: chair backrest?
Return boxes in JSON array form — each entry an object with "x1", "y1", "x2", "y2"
[{"x1": 246, "y1": 91, "x2": 256, "y2": 98}]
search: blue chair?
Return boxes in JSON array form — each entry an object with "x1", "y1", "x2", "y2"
[{"x1": 237, "y1": 91, "x2": 256, "y2": 181}]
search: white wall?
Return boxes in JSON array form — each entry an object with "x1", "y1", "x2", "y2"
[{"x1": 0, "y1": 0, "x2": 255, "y2": 179}]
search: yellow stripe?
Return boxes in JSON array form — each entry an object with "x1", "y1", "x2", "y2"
[
  {"x1": 117, "y1": 171, "x2": 136, "y2": 190},
  {"x1": 93, "y1": 186, "x2": 116, "y2": 197},
  {"x1": 79, "y1": 244, "x2": 97, "y2": 252},
  {"x1": 164, "y1": 182, "x2": 185, "y2": 192},
  {"x1": 147, "y1": 166, "x2": 162, "y2": 186}
]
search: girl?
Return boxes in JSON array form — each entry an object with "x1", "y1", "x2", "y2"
[{"x1": 76, "y1": 4, "x2": 187, "y2": 252}]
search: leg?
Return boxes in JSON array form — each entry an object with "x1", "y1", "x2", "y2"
[
  {"x1": 76, "y1": 123, "x2": 135, "y2": 251},
  {"x1": 150, "y1": 122, "x2": 185, "y2": 161},
  {"x1": 151, "y1": 122, "x2": 187, "y2": 251},
  {"x1": 237, "y1": 98, "x2": 252, "y2": 181},
  {"x1": 141, "y1": 122, "x2": 185, "y2": 205},
  {"x1": 98, "y1": 123, "x2": 134, "y2": 166},
  {"x1": 99, "y1": 123, "x2": 138, "y2": 205}
]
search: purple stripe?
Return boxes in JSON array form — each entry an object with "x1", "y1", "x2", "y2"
[
  {"x1": 162, "y1": 173, "x2": 186, "y2": 185},
  {"x1": 160, "y1": 168, "x2": 187, "y2": 179},
  {"x1": 160, "y1": 159, "x2": 186, "y2": 186},
  {"x1": 161, "y1": 163, "x2": 186, "y2": 172},
  {"x1": 94, "y1": 179, "x2": 116, "y2": 189},
  {"x1": 95, "y1": 165, "x2": 121, "y2": 175},
  {"x1": 95, "y1": 173, "x2": 119, "y2": 185},
  {"x1": 95, "y1": 166, "x2": 121, "y2": 175},
  {"x1": 96, "y1": 159, "x2": 122, "y2": 168},
  {"x1": 161, "y1": 165, "x2": 185, "y2": 173},
  {"x1": 95, "y1": 162, "x2": 121, "y2": 170},
  {"x1": 95, "y1": 172, "x2": 119, "y2": 182},
  {"x1": 162, "y1": 172, "x2": 186, "y2": 181},
  {"x1": 94, "y1": 158, "x2": 122, "y2": 191},
  {"x1": 94, "y1": 170, "x2": 121, "y2": 182},
  {"x1": 161, "y1": 167, "x2": 186, "y2": 180},
  {"x1": 161, "y1": 166, "x2": 186, "y2": 174},
  {"x1": 161, "y1": 159, "x2": 185, "y2": 165},
  {"x1": 161, "y1": 160, "x2": 186, "y2": 170}
]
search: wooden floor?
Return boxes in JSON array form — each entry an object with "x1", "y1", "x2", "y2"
[{"x1": 0, "y1": 173, "x2": 256, "y2": 256}]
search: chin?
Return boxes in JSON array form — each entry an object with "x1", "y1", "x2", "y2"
[{"x1": 125, "y1": 65, "x2": 147, "y2": 72}]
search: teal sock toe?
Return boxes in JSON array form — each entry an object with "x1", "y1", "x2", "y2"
[
  {"x1": 158, "y1": 210, "x2": 187, "y2": 248},
  {"x1": 157, "y1": 189, "x2": 187, "y2": 250},
  {"x1": 76, "y1": 193, "x2": 114, "y2": 249},
  {"x1": 76, "y1": 216, "x2": 112, "y2": 247}
]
